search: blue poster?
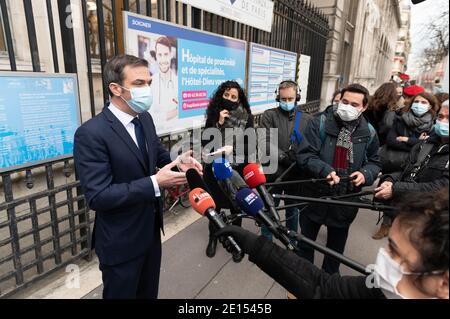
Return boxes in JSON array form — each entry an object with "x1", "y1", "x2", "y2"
[
  {"x1": 248, "y1": 43, "x2": 297, "y2": 114},
  {"x1": 0, "y1": 73, "x2": 80, "y2": 173},
  {"x1": 124, "y1": 12, "x2": 247, "y2": 136}
]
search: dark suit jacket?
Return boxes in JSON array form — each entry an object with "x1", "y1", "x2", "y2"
[{"x1": 74, "y1": 104, "x2": 171, "y2": 265}]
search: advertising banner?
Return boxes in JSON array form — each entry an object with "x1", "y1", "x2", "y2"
[{"x1": 124, "y1": 12, "x2": 247, "y2": 136}]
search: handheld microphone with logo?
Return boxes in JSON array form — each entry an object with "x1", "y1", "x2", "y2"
[
  {"x1": 212, "y1": 158, "x2": 247, "y2": 212},
  {"x1": 189, "y1": 188, "x2": 243, "y2": 259},
  {"x1": 243, "y1": 163, "x2": 281, "y2": 223},
  {"x1": 235, "y1": 188, "x2": 296, "y2": 251}
]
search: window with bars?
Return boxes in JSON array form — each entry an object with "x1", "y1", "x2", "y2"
[
  {"x1": 86, "y1": 0, "x2": 161, "y2": 60},
  {"x1": 86, "y1": 1, "x2": 114, "y2": 59}
]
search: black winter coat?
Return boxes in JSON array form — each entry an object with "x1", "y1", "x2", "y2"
[
  {"x1": 364, "y1": 107, "x2": 388, "y2": 145},
  {"x1": 386, "y1": 115, "x2": 433, "y2": 153},
  {"x1": 201, "y1": 114, "x2": 254, "y2": 211},
  {"x1": 259, "y1": 106, "x2": 312, "y2": 185},
  {"x1": 248, "y1": 236, "x2": 385, "y2": 299},
  {"x1": 296, "y1": 111, "x2": 381, "y2": 228},
  {"x1": 381, "y1": 133, "x2": 449, "y2": 200}
]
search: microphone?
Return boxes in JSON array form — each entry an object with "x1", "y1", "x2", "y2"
[
  {"x1": 189, "y1": 188, "x2": 243, "y2": 259},
  {"x1": 243, "y1": 163, "x2": 281, "y2": 223},
  {"x1": 235, "y1": 188, "x2": 296, "y2": 251},
  {"x1": 186, "y1": 168, "x2": 211, "y2": 193},
  {"x1": 212, "y1": 158, "x2": 247, "y2": 212}
]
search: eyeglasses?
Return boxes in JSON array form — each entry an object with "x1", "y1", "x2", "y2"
[{"x1": 406, "y1": 269, "x2": 447, "y2": 277}]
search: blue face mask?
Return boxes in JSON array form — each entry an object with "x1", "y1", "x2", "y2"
[
  {"x1": 120, "y1": 85, "x2": 153, "y2": 114},
  {"x1": 411, "y1": 102, "x2": 429, "y2": 117},
  {"x1": 435, "y1": 120, "x2": 449, "y2": 137},
  {"x1": 279, "y1": 101, "x2": 296, "y2": 112}
]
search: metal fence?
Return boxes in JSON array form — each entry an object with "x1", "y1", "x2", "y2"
[
  {"x1": 0, "y1": 159, "x2": 91, "y2": 298},
  {"x1": 0, "y1": 0, "x2": 329, "y2": 298}
]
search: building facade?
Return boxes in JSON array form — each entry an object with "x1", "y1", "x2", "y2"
[
  {"x1": 315, "y1": 0, "x2": 403, "y2": 108},
  {"x1": 392, "y1": 0, "x2": 412, "y2": 75}
]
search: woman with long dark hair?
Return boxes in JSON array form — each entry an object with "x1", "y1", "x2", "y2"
[
  {"x1": 364, "y1": 82, "x2": 400, "y2": 146},
  {"x1": 201, "y1": 80, "x2": 255, "y2": 261}
]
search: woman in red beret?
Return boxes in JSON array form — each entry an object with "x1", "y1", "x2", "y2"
[{"x1": 403, "y1": 85, "x2": 425, "y2": 98}]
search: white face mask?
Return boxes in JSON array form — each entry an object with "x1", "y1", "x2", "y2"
[
  {"x1": 372, "y1": 248, "x2": 439, "y2": 299},
  {"x1": 336, "y1": 102, "x2": 362, "y2": 122},
  {"x1": 373, "y1": 248, "x2": 408, "y2": 298}
]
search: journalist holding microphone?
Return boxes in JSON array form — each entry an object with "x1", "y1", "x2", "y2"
[
  {"x1": 258, "y1": 80, "x2": 312, "y2": 242},
  {"x1": 201, "y1": 80, "x2": 255, "y2": 260},
  {"x1": 216, "y1": 189, "x2": 449, "y2": 299},
  {"x1": 296, "y1": 84, "x2": 381, "y2": 275}
]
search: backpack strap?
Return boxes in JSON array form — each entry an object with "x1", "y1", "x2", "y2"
[
  {"x1": 319, "y1": 113, "x2": 326, "y2": 144},
  {"x1": 367, "y1": 123, "x2": 376, "y2": 145},
  {"x1": 362, "y1": 123, "x2": 377, "y2": 165},
  {"x1": 290, "y1": 111, "x2": 303, "y2": 145}
]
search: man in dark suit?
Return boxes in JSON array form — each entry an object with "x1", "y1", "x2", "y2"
[{"x1": 74, "y1": 55, "x2": 202, "y2": 299}]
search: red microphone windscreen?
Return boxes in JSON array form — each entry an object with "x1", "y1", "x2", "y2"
[
  {"x1": 243, "y1": 163, "x2": 266, "y2": 188},
  {"x1": 189, "y1": 188, "x2": 216, "y2": 216}
]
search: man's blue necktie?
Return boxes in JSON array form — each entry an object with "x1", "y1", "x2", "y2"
[{"x1": 132, "y1": 117, "x2": 149, "y2": 168}]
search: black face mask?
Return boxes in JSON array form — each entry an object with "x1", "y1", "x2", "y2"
[{"x1": 221, "y1": 97, "x2": 240, "y2": 111}]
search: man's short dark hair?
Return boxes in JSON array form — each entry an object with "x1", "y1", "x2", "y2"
[
  {"x1": 340, "y1": 83, "x2": 370, "y2": 106},
  {"x1": 155, "y1": 36, "x2": 171, "y2": 53},
  {"x1": 104, "y1": 54, "x2": 149, "y2": 97}
]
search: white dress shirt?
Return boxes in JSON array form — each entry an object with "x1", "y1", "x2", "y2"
[{"x1": 109, "y1": 103, "x2": 161, "y2": 197}]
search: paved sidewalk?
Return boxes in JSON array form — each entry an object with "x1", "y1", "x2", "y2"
[{"x1": 82, "y1": 206, "x2": 386, "y2": 299}]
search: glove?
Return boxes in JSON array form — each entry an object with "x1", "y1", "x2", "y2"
[
  {"x1": 286, "y1": 148, "x2": 297, "y2": 163},
  {"x1": 218, "y1": 236, "x2": 234, "y2": 254},
  {"x1": 215, "y1": 225, "x2": 259, "y2": 255},
  {"x1": 278, "y1": 152, "x2": 292, "y2": 167},
  {"x1": 279, "y1": 149, "x2": 297, "y2": 167},
  {"x1": 219, "y1": 236, "x2": 245, "y2": 263}
]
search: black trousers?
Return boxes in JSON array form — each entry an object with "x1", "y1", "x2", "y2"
[
  {"x1": 99, "y1": 229, "x2": 162, "y2": 299},
  {"x1": 297, "y1": 213, "x2": 349, "y2": 275}
]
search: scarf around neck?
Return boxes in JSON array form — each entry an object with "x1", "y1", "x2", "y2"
[
  {"x1": 222, "y1": 105, "x2": 249, "y2": 131},
  {"x1": 221, "y1": 105, "x2": 249, "y2": 163},
  {"x1": 332, "y1": 114, "x2": 360, "y2": 194},
  {"x1": 401, "y1": 111, "x2": 434, "y2": 133}
]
